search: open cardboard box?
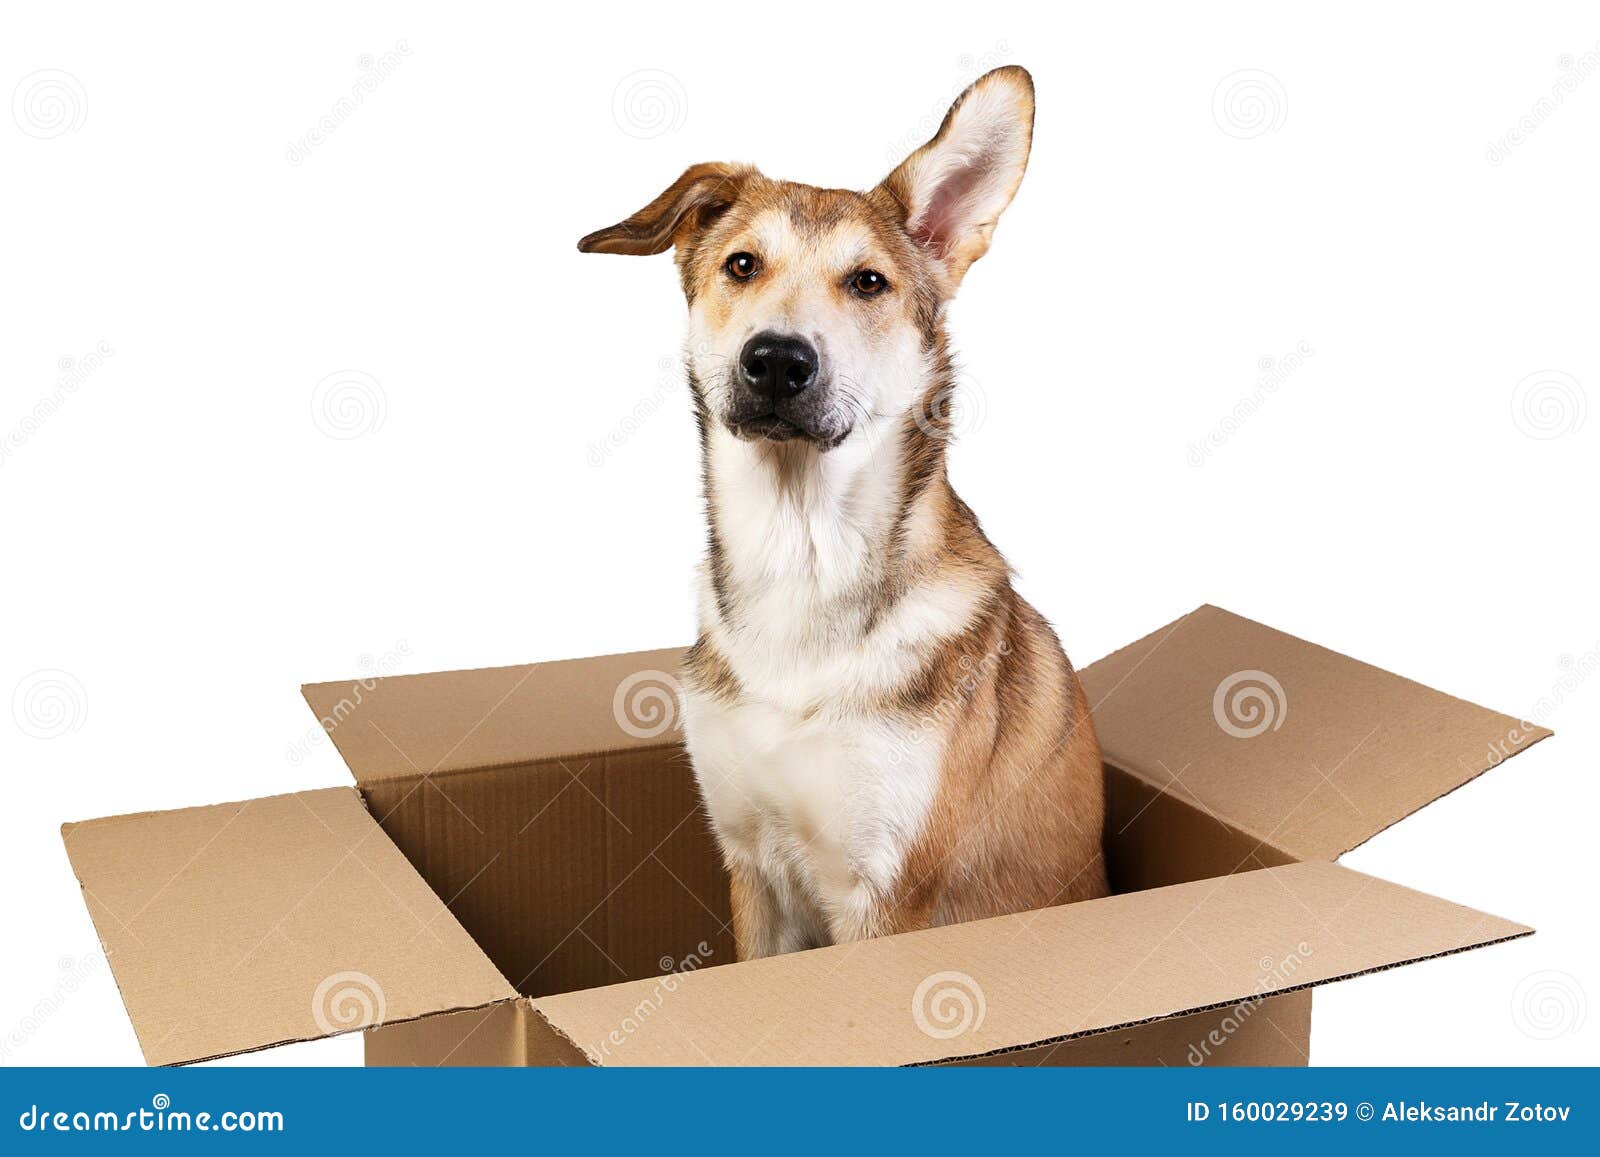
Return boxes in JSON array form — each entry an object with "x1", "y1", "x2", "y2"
[{"x1": 61, "y1": 605, "x2": 1551, "y2": 1067}]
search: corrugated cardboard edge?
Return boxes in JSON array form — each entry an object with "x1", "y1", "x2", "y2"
[
  {"x1": 525, "y1": 1004, "x2": 600, "y2": 1066},
  {"x1": 1081, "y1": 603, "x2": 1555, "y2": 859},
  {"x1": 526, "y1": 862, "x2": 1534, "y2": 1066},
  {"x1": 912, "y1": 927, "x2": 1533, "y2": 1067},
  {"x1": 300, "y1": 646, "x2": 688, "y2": 784},
  {"x1": 1333, "y1": 734, "x2": 1551, "y2": 857},
  {"x1": 60, "y1": 788, "x2": 518, "y2": 1066},
  {"x1": 145, "y1": 998, "x2": 522, "y2": 1068}
]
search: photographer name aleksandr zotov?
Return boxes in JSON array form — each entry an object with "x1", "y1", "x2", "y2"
[{"x1": 1383, "y1": 1101, "x2": 1572, "y2": 1124}]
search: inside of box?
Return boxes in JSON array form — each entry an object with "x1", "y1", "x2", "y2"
[{"x1": 360, "y1": 745, "x2": 1297, "y2": 1000}]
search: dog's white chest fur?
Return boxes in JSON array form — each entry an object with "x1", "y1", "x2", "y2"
[
  {"x1": 682, "y1": 691, "x2": 941, "y2": 948},
  {"x1": 677, "y1": 426, "x2": 965, "y2": 947}
]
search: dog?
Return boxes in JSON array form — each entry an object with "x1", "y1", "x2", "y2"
[{"x1": 580, "y1": 65, "x2": 1108, "y2": 959}]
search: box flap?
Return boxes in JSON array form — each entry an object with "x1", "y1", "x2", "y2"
[
  {"x1": 527, "y1": 861, "x2": 1529, "y2": 1066},
  {"x1": 60, "y1": 787, "x2": 516, "y2": 1065},
  {"x1": 1080, "y1": 605, "x2": 1551, "y2": 860},
  {"x1": 302, "y1": 647, "x2": 687, "y2": 783}
]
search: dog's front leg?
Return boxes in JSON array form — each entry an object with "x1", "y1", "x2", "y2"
[
  {"x1": 826, "y1": 863, "x2": 947, "y2": 944},
  {"x1": 729, "y1": 864, "x2": 823, "y2": 960},
  {"x1": 728, "y1": 865, "x2": 784, "y2": 961}
]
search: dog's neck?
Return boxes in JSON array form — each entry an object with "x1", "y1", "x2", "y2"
[{"x1": 697, "y1": 407, "x2": 953, "y2": 640}]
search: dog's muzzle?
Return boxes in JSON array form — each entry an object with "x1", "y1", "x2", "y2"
[{"x1": 725, "y1": 331, "x2": 846, "y2": 447}]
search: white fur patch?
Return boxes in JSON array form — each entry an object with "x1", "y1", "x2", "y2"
[{"x1": 682, "y1": 690, "x2": 942, "y2": 947}]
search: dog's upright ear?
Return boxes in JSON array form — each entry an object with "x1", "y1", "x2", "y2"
[
  {"x1": 877, "y1": 66, "x2": 1035, "y2": 290},
  {"x1": 578, "y1": 162, "x2": 752, "y2": 255}
]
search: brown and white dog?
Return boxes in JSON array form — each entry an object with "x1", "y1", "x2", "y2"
[{"x1": 580, "y1": 66, "x2": 1107, "y2": 959}]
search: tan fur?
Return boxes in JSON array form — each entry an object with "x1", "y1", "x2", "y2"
[{"x1": 581, "y1": 66, "x2": 1108, "y2": 959}]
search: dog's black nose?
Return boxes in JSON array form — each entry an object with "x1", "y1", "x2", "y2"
[{"x1": 739, "y1": 332, "x2": 818, "y2": 397}]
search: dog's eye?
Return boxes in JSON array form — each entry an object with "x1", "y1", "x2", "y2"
[
  {"x1": 725, "y1": 252, "x2": 759, "y2": 281},
  {"x1": 850, "y1": 269, "x2": 889, "y2": 296}
]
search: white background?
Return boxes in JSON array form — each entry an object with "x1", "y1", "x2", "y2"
[{"x1": 3, "y1": 1, "x2": 1595, "y2": 1067}]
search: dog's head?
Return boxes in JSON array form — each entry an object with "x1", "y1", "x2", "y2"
[{"x1": 579, "y1": 66, "x2": 1034, "y2": 451}]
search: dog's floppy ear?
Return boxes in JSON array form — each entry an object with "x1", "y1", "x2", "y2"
[
  {"x1": 877, "y1": 66, "x2": 1034, "y2": 288},
  {"x1": 578, "y1": 162, "x2": 752, "y2": 255}
]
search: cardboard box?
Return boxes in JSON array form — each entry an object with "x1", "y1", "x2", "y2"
[{"x1": 60, "y1": 605, "x2": 1550, "y2": 1067}]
